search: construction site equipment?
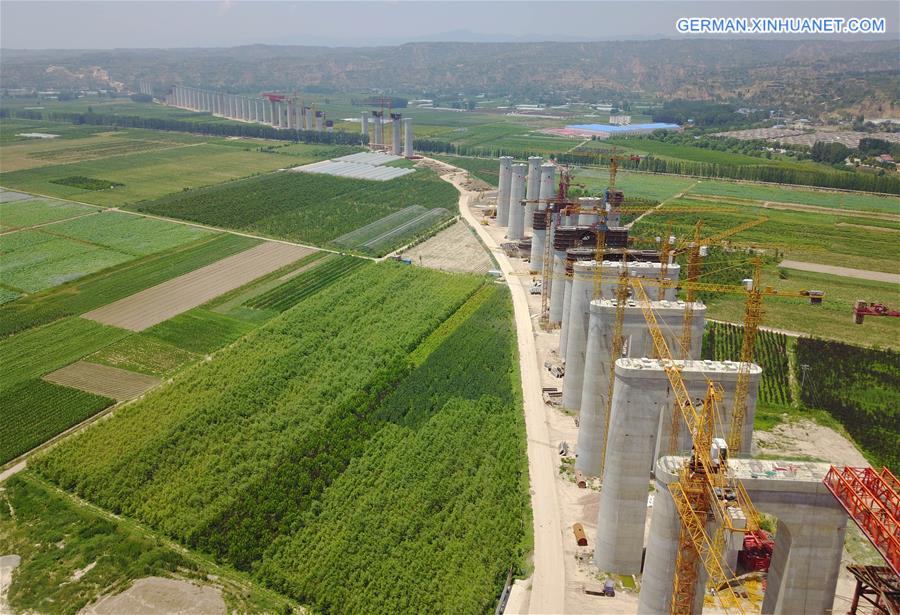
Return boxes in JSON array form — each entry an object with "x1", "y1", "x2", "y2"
[
  {"x1": 597, "y1": 266, "x2": 630, "y2": 477},
  {"x1": 632, "y1": 277, "x2": 761, "y2": 615},
  {"x1": 853, "y1": 300, "x2": 900, "y2": 324},
  {"x1": 845, "y1": 565, "x2": 900, "y2": 615},
  {"x1": 737, "y1": 530, "x2": 774, "y2": 572},
  {"x1": 635, "y1": 262, "x2": 824, "y2": 452},
  {"x1": 824, "y1": 466, "x2": 900, "y2": 615},
  {"x1": 823, "y1": 466, "x2": 899, "y2": 576},
  {"x1": 573, "y1": 523, "x2": 588, "y2": 546}
]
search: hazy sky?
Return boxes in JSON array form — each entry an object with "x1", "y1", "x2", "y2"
[{"x1": 2, "y1": 1, "x2": 897, "y2": 49}]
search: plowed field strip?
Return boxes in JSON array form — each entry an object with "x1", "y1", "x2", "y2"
[
  {"x1": 43, "y1": 361, "x2": 161, "y2": 401},
  {"x1": 83, "y1": 242, "x2": 313, "y2": 331}
]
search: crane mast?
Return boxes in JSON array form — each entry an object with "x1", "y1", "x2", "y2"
[{"x1": 632, "y1": 278, "x2": 761, "y2": 614}]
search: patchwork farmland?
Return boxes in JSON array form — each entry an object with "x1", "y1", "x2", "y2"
[{"x1": 2, "y1": 68, "x2": 897, "y2": 615}]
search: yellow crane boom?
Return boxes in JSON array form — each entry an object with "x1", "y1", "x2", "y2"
[{"x1": 631, "y1": 278, "x2": 762, "y2": 614}]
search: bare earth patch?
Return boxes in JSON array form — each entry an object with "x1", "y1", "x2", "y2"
[
  {"x1": 1, "y1": 554, "x2": 21, "y2": 615},
  {"x1": 43, "y1": 361, "x2": 160, "y2": 401},
  {"x1": 754, "y1": 418, "x2": 867, "y2": 467},
  {"x1": 400, "y1": 220, "x2": 493, "y2": 275},
  {"x1": 83, "y1": 242, "x2": 313, "y2": 331},
  {"x1": 79, "y1": 576, "x2": 225, "y2": 615}
]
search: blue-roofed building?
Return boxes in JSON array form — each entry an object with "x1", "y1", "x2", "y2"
[{"x1": 564, "y1": 122, "x2": 682, "y2": 138}]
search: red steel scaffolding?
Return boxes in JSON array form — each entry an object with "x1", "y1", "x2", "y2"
[{"x1": 824, "y1": 466, "x2": 899, "y2": 615}]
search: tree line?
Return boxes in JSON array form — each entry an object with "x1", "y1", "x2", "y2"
[
  {"x1": 1, "y1": 108, "x2": 368, "y2": 146},
  {"x1": 414, "y1": 139, "x2": 900, "y2": 194}
]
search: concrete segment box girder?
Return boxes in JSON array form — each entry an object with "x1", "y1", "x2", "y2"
[
  {"x1": 640, "y1": 457, "x2": 847, "y2": 615},
  {"x1": 593, "y1": 359, "x2": 761, "y2": 575}
]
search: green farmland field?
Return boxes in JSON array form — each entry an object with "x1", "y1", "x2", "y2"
[
  {"x1": 0, "y1": 143, "x2": 293, "y2": 206},
  {"x1": 0, "y1": 208, "x2": 212, "y2": 294},
  {"x1": 136, "y1": 168, "x2": 458, "y2": 252},
  {"x1": 687, "y1": 179, "x2": 900, "y2": 214},
  {"x1": 1, "y1": 380, "x2": 113, "y2": 464},
  {"x1": 36, "y1": 265, "x2": 529, "y2": 612},
  {"x1": 0, "y1": 196, "x2": 99, "y2": 230},
  {"x1": 0, "y1": 317, "x2": 128, "y2": 393},
  {"x1": 0, "y1": 233, "x2": 258, "y2": 337},
  {"x1": 87, "y1": 334, "x2": 198, "y2": 377},
  {"x1": 0, "y1": 473, "x2": 292, "y2": 613},
  {"x1": 703, "y1": 268, "x2": 900, "y2": 350},
  {"x1": 48, "y1": 211, "x2": 211, "y2": 256},
  {"x1": 1, "y1": 231, "x2": 134, "y2": 293},
  {"x1": 631, "y1": 199, "x2": 900, "y2": 274},
  {"x1": 144, "y1": 308, "x2": 257, "y2": 354}
]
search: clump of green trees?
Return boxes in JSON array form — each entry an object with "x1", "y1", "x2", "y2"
[
  {"x1": 797, "y1": 338, "x2": 899, "y2": 472},
  {"x1": 35, "y1": 265, "x2": 530, "y2": 612}
]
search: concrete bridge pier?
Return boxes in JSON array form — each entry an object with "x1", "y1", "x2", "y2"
[{"x1": 639, "y1": 456, "x2": 848, "y2": 615}]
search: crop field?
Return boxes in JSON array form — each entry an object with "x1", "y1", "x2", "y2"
[
  {"x1": 605, "y1": 138, "x2": 782, "y2": 166},
  {"x1": 701, "y1": 322, "x2": 792, "y2": 406},
  {"x1": 703, "y1": 268, "x2": 899, "y2": 349},
  {"x1": 136, "y1": 167, "x2": 458, "y2": 253},
  {"x1": 331, "y1": 205, "x2": 453, "y2": 255},
  {"x1": 0, "y1": 233, "x2": 258, "y2": 337},
  {"x1": 0, "y1": 380, "x2": 113, "y2": 464},
  {"x1": 0, "y1": 196, "x2": 100, "y2": 230},
  {"x1": 1, "y1": 317, "x2": 129, "y2": 392},
  {"x1": 0, "y1": 315, "x2": 128, "y2": 463},
  {"x1": 1, "y1": 133, "x2": 192, "y2": 172},
  {"x1": 245, "y1": 255, "x2": 368, "y2": 312},
  {"x1": 0, "y1": 210, "x2": 212, "y2": 294},
  {"x1": 35, "y1": 264, "x2": 528, "y2": 611},
  {"x1": 0, "y1": 143, "x2": 293, "y2": 206},
  {"x1": 86, "y1": 334, "x2": 198, "y2": 377},
  {"x1": 631, "y1": 199, "x2": 900, "y2": 274},
  {"x1": 431, "y1": 155, "x2": 501, "y2": 186},
  {"x1": 0, "y1": 288, "x2": 22, "y2": 304},
  {"x1": 43, "y1": 361, "x2": 161, "y2": 401},
  {"x1": 50, "y1": 211, "x2": 212, "y2": 255},
  {"x1": 144, "y1": 308, "x2": 258, "y2": 354},
  {"x1": 0, "y1": 473, "x2": 292, "y2": 614},
  {"x1": 575, "y1": 167, "x2": 699, "y2": 202},
  {"x1": 1, "y1": 231, "x2": 134, "y2": 293},
  {"x1": 0, "y1": 118, "x2": 111, "y2": 144},
  {"x1": 83, "y1": 241, "x2": 312, "y2": 331},
  {"x1": 688, "y1": 178, "x2": 900, "y2": 214}
]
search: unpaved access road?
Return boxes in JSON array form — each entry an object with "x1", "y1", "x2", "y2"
[
  {"x1": 433, "y1": 158, "x2": 566, "y2": 615},
  {"x1": 779, "y1": 259, "x2": 900, "y2": 284},
  {"x1": 83, "y1": 242, "x2": 313, "y2": 331},
  {"x1": 43, "y1": 361, "x2": 161, "y2": 401}
]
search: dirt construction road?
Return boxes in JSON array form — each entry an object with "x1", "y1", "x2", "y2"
[
  {"x1": 778, "y1": 259, "x2": 900, "y2": 284},
  {"x1": 436, "y1": 160, "x2": 566, "y2": 615}
]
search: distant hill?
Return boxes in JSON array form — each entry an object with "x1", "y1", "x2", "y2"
[{"x1": 2, "y1": 39, "x2": 898, "y2": 117}]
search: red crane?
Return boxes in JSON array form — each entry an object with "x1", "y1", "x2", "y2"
[{"x1": 853, "y1": 300, "x2": 900, "y2": 324}]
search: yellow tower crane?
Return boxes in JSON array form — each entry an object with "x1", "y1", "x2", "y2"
[
  {"x1": 631, "y1": 278, "x2": 763, "y2": 614},
  {"x1": 634, "y1": 265, "x2": 824, "y2": 453}
]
